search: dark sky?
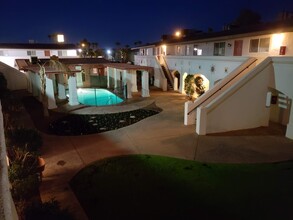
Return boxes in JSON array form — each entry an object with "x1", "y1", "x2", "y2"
[{"x1": 1, "y1": 0, "x2": 293, "y2": 49}]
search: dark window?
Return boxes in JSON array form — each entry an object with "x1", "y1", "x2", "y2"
[
  {"x1": 249, "y1": 38, "x2": 270, "y2": 53},
  {"x1": 214, "y1": 42, "x2": 225, "y2": 56}
]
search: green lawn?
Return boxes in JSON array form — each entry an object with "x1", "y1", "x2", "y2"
[{"x1": 70, "y1": 155, "x2": 293, "y2": 220}]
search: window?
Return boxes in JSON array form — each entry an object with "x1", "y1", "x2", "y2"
[
  {"x1": 193, "y1": 45, "x2": 198, "y2": 56},
  {"x1": 27, "y1": 50, "x2": 36, "y2": 56},
  {"x1": 186, "y1": 46, "x2": 190, "y2": 56},
  {"x1": 259, "y1": 38, "x2": 270, "y2": 52},
  {"x1": 249, "y1": 37, "x2": 270, "y2": 53},
  {"x1": 214, "y1": 42, "x2": 225, "y2": 56},
  {"x1": 58, "y1": 50, "x2": 67, "y2": 56},
  {"x1": 177, "y1": 46, "x2": 181, "y2": 55}
]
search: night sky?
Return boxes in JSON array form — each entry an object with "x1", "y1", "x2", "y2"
[{"x1": 1, "y1": 0, "x2": 293, "y2": 49}]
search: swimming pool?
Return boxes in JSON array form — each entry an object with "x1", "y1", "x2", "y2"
[{"x1": 77, "y1": 88, "x2": 123, "y2": 106}]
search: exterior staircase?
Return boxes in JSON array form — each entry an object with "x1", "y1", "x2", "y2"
[{"x1": 160, "y1": 65, "x2": 173, "y2": 90}]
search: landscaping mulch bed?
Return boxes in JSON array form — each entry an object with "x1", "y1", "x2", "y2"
[{"x1": 22, "y1": 96, "x2": 162, "y2": 136}]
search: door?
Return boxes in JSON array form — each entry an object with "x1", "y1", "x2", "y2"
[{"x1": 233, "y1": 40, "x2": 243, "y2": 56}]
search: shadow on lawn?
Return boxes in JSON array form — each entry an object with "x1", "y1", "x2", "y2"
[{"x1": 70, "y1": 155, "x2": 293, "y2": 220}]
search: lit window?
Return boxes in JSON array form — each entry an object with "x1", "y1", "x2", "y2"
[
  {"x1": 57, "y1": 34, "x2": 64, "y2": 43},
  {"x1": 197, "y1": 49, "x2": 202, "y2": 56},
  {"x1": 193, "y1": 45, "x2": 198, "y2": 56},
  {"x1": 92, "y1": 68, "x2": 98, "y2": 74}
]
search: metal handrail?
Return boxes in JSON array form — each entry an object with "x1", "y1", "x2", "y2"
[{"x1": 156, "y1": 55, "x2": 174, "y2": 88}]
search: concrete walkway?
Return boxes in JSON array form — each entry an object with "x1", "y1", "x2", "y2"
[{"x1": 36, "y1": 89, "x2": 293, "y2": 220}]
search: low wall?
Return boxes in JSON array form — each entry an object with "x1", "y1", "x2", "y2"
[{"x1": 0, "y1": 101, "x2": 18, "y2": 220}]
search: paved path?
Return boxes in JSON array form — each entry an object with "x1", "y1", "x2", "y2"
[{"x1": 34, "y1": 89, "x2": 293, "y2": 220}]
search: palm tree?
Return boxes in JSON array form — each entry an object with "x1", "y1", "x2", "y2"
[{"x1": 134, "y1": 41, "x2": 142, "y2": 46}]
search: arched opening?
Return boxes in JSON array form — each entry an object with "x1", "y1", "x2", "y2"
[
  {"x1": 183, "y1": 73, "x2": 210, "y2": 99},
  {"x1": 267, "y1": 88, "x2": 291, "y2": 135}
]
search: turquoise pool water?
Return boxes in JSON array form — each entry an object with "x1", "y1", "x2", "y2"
[{"x1": 77, "y1": 88, "x2": 123, "y2": 106}]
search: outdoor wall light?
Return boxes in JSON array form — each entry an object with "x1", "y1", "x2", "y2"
[{"x1": 175, "y1": 31, "x2": 181, "y2": 37}]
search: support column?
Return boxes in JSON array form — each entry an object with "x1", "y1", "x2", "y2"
[
  {"x1": 126, "y1": 80, "x2": 132, "y2": 99},
  {"x1": 27, "y1": 72, "x2": 33, "y2": 93},
  {"x1": 32, "y1": 72, "x2": 38, "y2": 96},
  {"x1": 107, "y1": 67, "x2": 110, "y2": 88},
  {"x1": 46, "y1": 75, "x2": 57, "y2": 109},
  {"x1": 141, "y1": 71, "x2": 150, "y2": 97},
  {"x1": 174, "y1": 77, "x2": 178, "y2": 91},
  {"x1": 123, "y1": 70, "x2": 132, "y2": 99},
  {"x1": 114, "y1": 68, "x2": 118, "y2": 88},
  {"x1": 286, "y1": 107, "x2": 293, "y2": 140},
  {"x1": 130, "y1": 70, "x2": 138, "y2": 92},
  {"x1": 57, "y1": 74, "x2": 66, "y2": 100},
  {"x1": 68, "y1": 75, "x2": 79, "y2": 106},
  {"x1": 36, "y1": 74, "x2": 42, "y2": 101}
]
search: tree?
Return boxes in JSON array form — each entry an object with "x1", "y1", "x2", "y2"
[
  {"x1": 134, "y1": 41, "x2": 143, "y2": 46},
  {"x1": 232, "y1": 9, "x2": 261, "y2": 27},
  {"x1": 39, "y1": 57, "x2": 69, "y2": 117},
  {"x1": 77, "y1": 40, "x2": 103, "y2": 58}
]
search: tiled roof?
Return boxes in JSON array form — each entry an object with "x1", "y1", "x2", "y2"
[
  {"x1": 15, "y1": 58, "x2": 154, "y2": 73},
  {"x1": 0, "y1": 43, "x2": 78, "y2": 50}
]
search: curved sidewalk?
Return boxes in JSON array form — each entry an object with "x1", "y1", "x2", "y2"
[{"x1": 37, "y1": 90, "x2": 293, "y2": 220}]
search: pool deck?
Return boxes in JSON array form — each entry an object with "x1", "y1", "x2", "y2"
[{"x1": 20, "y1": 88, "x2": 293, "y2": 220}]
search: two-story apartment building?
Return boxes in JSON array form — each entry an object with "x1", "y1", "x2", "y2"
[
  {"x1": 0, "y1": 43, "x2": 78, "y2": 90},
  {"x1": 133, "y1": 19, "x2": 293, "y2": 140}
]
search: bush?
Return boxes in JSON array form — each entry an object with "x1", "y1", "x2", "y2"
[
  {"x1": 0, "y1": 71, "x2": 7, "y2": 91},
  {"x1": 8, "y1": 150, "x2": 39, "y2": 180},
  {"x1": 25, "y1": 198, "x2": 74, "y2": 220},
  {"x1": 6, "y1": 128, "x2": 43, "y2": 152},
  {"x1": 10, "y1": 174, "x2": 40, "y2": 201},
  {"x1": 184, "y1": 74, "x2": 195, "y2": 99}
]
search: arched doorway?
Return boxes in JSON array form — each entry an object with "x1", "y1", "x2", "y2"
[{"x1": 267, "y1": 88, "x2": 291, "y2": 135}]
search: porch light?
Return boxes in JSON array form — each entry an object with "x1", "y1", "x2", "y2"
[
  {"x1": 162, "y1": 45, "x2": 167, "y2": 55},
  {"x1": 272, "y1": 33, "x2": 284, "y2": 49}
]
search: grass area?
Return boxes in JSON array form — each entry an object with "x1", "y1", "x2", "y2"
[{"x1": 70, "y1": 155, "x2": 293, "y2": 220}]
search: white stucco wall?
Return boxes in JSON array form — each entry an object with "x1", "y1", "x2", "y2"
[
  {"x1": 0, "y1": 49, "x2": 77, "y2": 69},
  {"x1": 199, "y1": 58, "x2": 274, "y2": 134},
  {"x1": 0, "y1": 61, "x2": 27, "y2": 90},
  {"x1": 134, "y1": 55, "x2": 249, "y2": 92}
]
